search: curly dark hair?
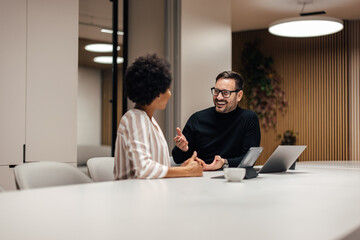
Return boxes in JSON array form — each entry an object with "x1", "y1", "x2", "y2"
[{"x1": 124, "y1": 54, "x2": 172, "y2": 106}]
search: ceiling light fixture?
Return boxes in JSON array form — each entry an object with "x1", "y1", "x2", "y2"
[
  {"x1": 268, "y1": 1, "x2": 343, "y2": 38},
  {"x1": 79, "y1": 21, "x2": 124, "y2": 36},
  {"x1": 94, "y1": 56, "x2": 124, "y2": 64},
  {"x1": 85, "y1": 43, "x2": 120, "y2": 53},
  {"x1": 101, "y1": 28, "x2": 124, "y2": 36}
]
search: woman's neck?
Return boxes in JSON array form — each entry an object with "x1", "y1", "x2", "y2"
[{"x1": 135, "y1": 104, "x2": 154, "y2": 119}]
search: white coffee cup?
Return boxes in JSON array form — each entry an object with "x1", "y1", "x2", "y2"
[{"x1": 223, "y1": 168, "x2": 246, "y2": 182}]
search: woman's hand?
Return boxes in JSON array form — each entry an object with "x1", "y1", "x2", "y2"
[
  {"x1": 182, "y1": 151, "x2": 203, "y2": 176},
  {"x1": 166, "y1": 152, "x2": 203, "y2": 178}
]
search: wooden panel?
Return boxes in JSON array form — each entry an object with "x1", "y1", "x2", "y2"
[
  {"x1": 0, "y1": 0, "x2": 26, "y2": 166},
  {"x1": 348, "y1": 21, "x2": 360, "y2": 161},
  {"x1": 232, "y1": 23, "x2": 351, "y2": 164},
  {"x1": 101, "y1": 70, "x2": 123, "y2": 146}
]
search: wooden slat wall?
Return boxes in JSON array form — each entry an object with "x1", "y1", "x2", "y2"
[
  {"x1": 232, "y1": 23, "x2": 352, "y2": 164},
  {"x1": 101, "y1": 69, "x2": 123, "y2": 146},
  {"x1": 349, "y1": 21, "x2": 360, "y2": 161}
]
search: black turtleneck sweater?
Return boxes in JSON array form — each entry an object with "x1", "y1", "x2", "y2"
[{"x1": 172, "y1": 107, "x2": 261, "y2": 167}]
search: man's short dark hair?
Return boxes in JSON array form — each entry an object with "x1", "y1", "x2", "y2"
[
  {"x1": 124, "y1": 54, "x2": 172, "y2": 105},
  {"x1": 215, "y1": 71, "x2": 244, "y2": 90}
]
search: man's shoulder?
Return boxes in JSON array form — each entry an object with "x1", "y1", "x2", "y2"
[
  {"x1": 234, "y1": 108, "x2": 259, "y2": 123},
  {"x1": 190, "y1": 107, "x2": 215, "y2": 118},
  {"x1": 195, "y1": 106, "x2": 214, "y2": 115},
  {"x1": 236, "y1": 108, "x2": 260, "y2": 127},
  {"x1": 238, "y1": 108, "x2": 257, "y2": 117}
]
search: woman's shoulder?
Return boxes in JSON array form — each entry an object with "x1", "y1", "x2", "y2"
[
  {"x1": 123, "y1": 109, "x2": 148, "y2": 119},
  {"x1": 119, "y1": 109, "x2": 150, "y2": 128}
]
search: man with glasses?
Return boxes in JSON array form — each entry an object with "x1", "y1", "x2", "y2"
[{"x1": 172, "y1": 71, "x2": 261, "y2": 170}]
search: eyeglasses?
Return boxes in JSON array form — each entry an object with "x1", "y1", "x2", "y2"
[{"x1": 211, "y1": 87, "x2": 240, "y2": 98}]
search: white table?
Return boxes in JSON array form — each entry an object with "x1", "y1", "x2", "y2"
[{"x1": 0, "y1": 162, "x2": 360, "y2": 240}]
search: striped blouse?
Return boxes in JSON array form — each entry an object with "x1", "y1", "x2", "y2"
[{"x1": 114, "y1": 109, "x2": 170, "y2": 179}]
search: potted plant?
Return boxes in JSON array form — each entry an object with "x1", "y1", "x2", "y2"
[
  {"x1": 240, "y1": 42, "x2": 288, "y2": 130},
  {"x1": 279, "y1": 130, "x2": 297, "y2": 145},
  {"x1": 277, "y1": 130, "x2": 298, "y2": 169}
]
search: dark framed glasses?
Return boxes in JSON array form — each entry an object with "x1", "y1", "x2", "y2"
[{"x1": 211, "y1": 87, "x2": 240, "y2": 98}]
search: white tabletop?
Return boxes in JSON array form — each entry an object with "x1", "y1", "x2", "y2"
[{"x1": 0, "y1": 162, "x2": 360, "y2": 240}]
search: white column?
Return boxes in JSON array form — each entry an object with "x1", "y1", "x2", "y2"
[
  {"x1": 128, "y1": 0, "x2": 166, "y2": 131},
  {"x1": 180, "y1": 0, "x2": 232, "y2": 127}
]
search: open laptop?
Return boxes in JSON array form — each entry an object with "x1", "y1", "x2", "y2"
[
  {"x1": 257, "y1": 145, "x2": 307, "y2": 173},
  {"x1": 239, "y1": 147, "x2": 263, "y2": 168},
  {"x1": 238, "y1": 147, "x2": 263, "y2": 178}
]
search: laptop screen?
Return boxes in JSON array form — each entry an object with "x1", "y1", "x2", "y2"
[
  {"x1": 239, "y1": 147, "x2": 263, "y2": 168},
  {"x1": 259, "y1": 145, "x2": 307, "y2": 173}
]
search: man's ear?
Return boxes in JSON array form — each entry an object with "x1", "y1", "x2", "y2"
[{"x1": 237, "y1": 90, "x2": 243, "y2": 102}]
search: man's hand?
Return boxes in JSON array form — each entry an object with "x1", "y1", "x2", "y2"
[
  {"x1": 174, "y1": 127, "x2": 189, "y2": 152},
  {"x1": 202, "y1": 155, "x2": 225, "y2": 171}
]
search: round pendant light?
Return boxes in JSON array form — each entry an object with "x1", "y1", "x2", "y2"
[
  {"x1": 269, "y1": 15, "x2": 343, "y2": 38},
  {"x1": 85, "y1": 43, "x2": 120, "y2": 53},
  {"x1": 94, "y1": 56, "x2": 124, "y2": 64}
]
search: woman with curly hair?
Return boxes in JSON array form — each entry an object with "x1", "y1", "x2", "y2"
[{"x1": 114, "y1": 54, "x2": 203, "y2": 179}]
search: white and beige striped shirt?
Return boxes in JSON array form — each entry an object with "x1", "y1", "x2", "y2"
[{"x1": 114, "y1": 109, "x2": 170, "y2": 179}]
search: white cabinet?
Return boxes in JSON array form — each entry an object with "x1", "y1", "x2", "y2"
[
  {"x1": 0, "y1": 0, "x2": 27, "y2": 167},
  {"x1": 0, "y1": 167, "x2": 17, "y2": 190},
  {"x1": 0, "y1": 0, "x2": 78, "y2": 190},
  {"x1": 26, "y1": 0, "x2": 78, "y2": 163}
]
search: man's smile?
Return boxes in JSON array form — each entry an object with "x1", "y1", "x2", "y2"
[{"x1": 216, "y1": 100, "x2": 226, "y2": 106}]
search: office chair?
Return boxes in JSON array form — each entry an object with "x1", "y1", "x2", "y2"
[
  {"x1": 14, "y1": 161, "x2": 93, "y2": 190},
  {"x1": 86, "y1": 157, "x2": 115, "y2": 182},
  {"x1": 77, "y1": 145, "x2": 111, "y2": 175}
]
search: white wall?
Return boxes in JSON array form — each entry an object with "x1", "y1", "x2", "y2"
[
  {"x1": 128, "y1": 0, "x2": 166, "y2": 131},
  {"x1": 180, "y1": 0, "x2": 232, "y2": 127},
  {"x1": 78, "y1": 67, "x2": 102, "y2": 145},
  {"x1": 126, "y1": 0, "x2": 232, "y2": 141}
]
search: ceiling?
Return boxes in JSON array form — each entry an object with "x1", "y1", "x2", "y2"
[
  {"x1": 79, "y1": 0, "x2": 123, "y2": 43},
  {"x1": 78, "y1": 0, "x2": 123, "y2": 70},
  {"x1": 78, "y1": 0, "x2": 360, "y2": 69},
  {"x1": 231, "y1": 0, "x2": 360, "y2": 32}
]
